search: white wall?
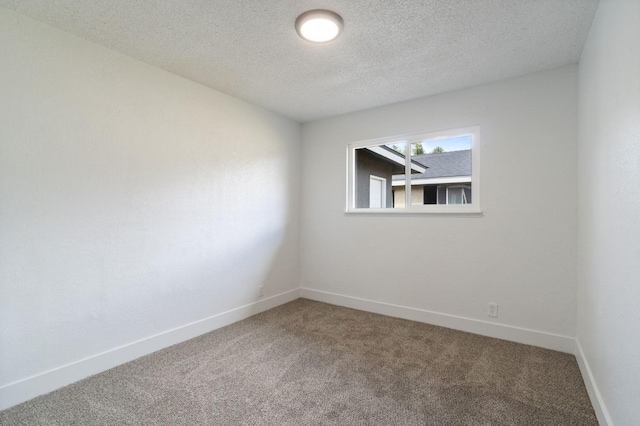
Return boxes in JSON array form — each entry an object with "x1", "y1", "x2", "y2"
[
  {"x1": 577, "y1": 0, "x2": 640, "y2": 424},
  {"x1": 301, "y1": 66, "x2": 578, "y2": 344},
  {"x1": 0, "y1": 7, "x2": 300, "y2": 405}
]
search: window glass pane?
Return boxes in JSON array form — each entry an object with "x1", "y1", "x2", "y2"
[
  {"x1": 437, "y1": 186, "x2": 447, "y2": 204},
  {"x1": 448, "y1": 187, "x2": 463, "y2": 204},
  {"x1": 423, "y1": 185, "x2": 437, "y2": 204},
  {"x1": 354, "y1": 143, "x2": 406, "y2": 209},
  {"x1": 405, "y1": 136, "x2": 473, "y2": 206},
  {"x1": 464, "y1": 187, "x2": 472, "y2": 203}
]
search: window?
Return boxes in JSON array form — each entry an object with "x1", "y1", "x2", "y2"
[
  {"x1": 446, "y1": 185, "x2": 471, "y2": 204},
  {"x1": 346, "y1": 127, "x2": 480, "y2": 214}
]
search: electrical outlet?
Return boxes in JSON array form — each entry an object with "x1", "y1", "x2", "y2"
[
  {"x1": 488, "y1": 302, "x2": 498, "y2": 318},
  {"x1": 258, "y1": 285, "x2": 265, "y2": 298}
]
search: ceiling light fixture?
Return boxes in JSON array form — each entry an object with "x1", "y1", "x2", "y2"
[{"x1": 295, "y1": 10, "x2": 343, "y2": 43}]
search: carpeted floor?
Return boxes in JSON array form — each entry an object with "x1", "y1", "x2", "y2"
[{"x1": 0, "y1": 299, "x2": 597, "y2": 425}]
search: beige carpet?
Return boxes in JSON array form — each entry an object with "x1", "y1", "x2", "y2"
[{"x1": 0, "y1": 299, "x2": 597, "y2": 425}]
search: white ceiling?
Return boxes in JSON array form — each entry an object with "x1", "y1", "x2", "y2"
[{"x1": 0, "y1": 1, "x2": 599, "y2": 122}]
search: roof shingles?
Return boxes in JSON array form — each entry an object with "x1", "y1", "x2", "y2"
[{"x1": 393, "y1": 150, "x2": 471, "y2": 180}]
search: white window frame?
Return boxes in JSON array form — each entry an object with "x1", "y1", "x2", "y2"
[{"x1": 346, "y1": 126, "x2": 481, "y2": 214}]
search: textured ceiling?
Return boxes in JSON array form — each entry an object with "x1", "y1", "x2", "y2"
[{"x1": 0, "y1": 1, "x2": 599, "y2": 122}]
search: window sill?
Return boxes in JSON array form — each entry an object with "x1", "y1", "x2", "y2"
[{"x1": 345, "y1": 206, "x2": 483, "y2": 216}]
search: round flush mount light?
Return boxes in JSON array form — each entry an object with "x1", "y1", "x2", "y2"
[{"x1": 295, "y1": 9, "x2": 343, "y2": 43}]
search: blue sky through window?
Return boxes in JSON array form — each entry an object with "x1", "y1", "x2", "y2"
[{"x1": 422, "y1": 135, "x2": 471, "y2": 153}]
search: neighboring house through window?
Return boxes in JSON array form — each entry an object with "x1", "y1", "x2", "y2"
[
  {"x1": 353, "y1": 145, "x2": 426, "y2": 209},
  {"x1": 392, "y1": 149, "x2": 472, "y2": 207},
  {"x1": 346, "y1": 127, "x2": 480, "y2": 213}
]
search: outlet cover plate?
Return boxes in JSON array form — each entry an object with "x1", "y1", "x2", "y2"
[{"x1": 488, "y1": 302, "x2": 499, "y2": 318}]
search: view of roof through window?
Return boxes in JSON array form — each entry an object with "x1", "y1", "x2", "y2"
[{"x1": 351, "y1": 133, "x2": 475, "y2": 210}]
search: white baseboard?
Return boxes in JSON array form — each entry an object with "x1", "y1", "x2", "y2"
[
  {"x1": 0, "y1": 288, "x2": 300, "y2": 411},
  {"x1": 300, "y1": 288, "x2": 575, "y2": 354},
  {"x1": 575, "y1": 339, "x2": 612, "y2": 426}
]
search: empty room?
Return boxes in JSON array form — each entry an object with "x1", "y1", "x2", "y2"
[{"x1": 0, "y1": 1, "x2": 638, "y2": 424}]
